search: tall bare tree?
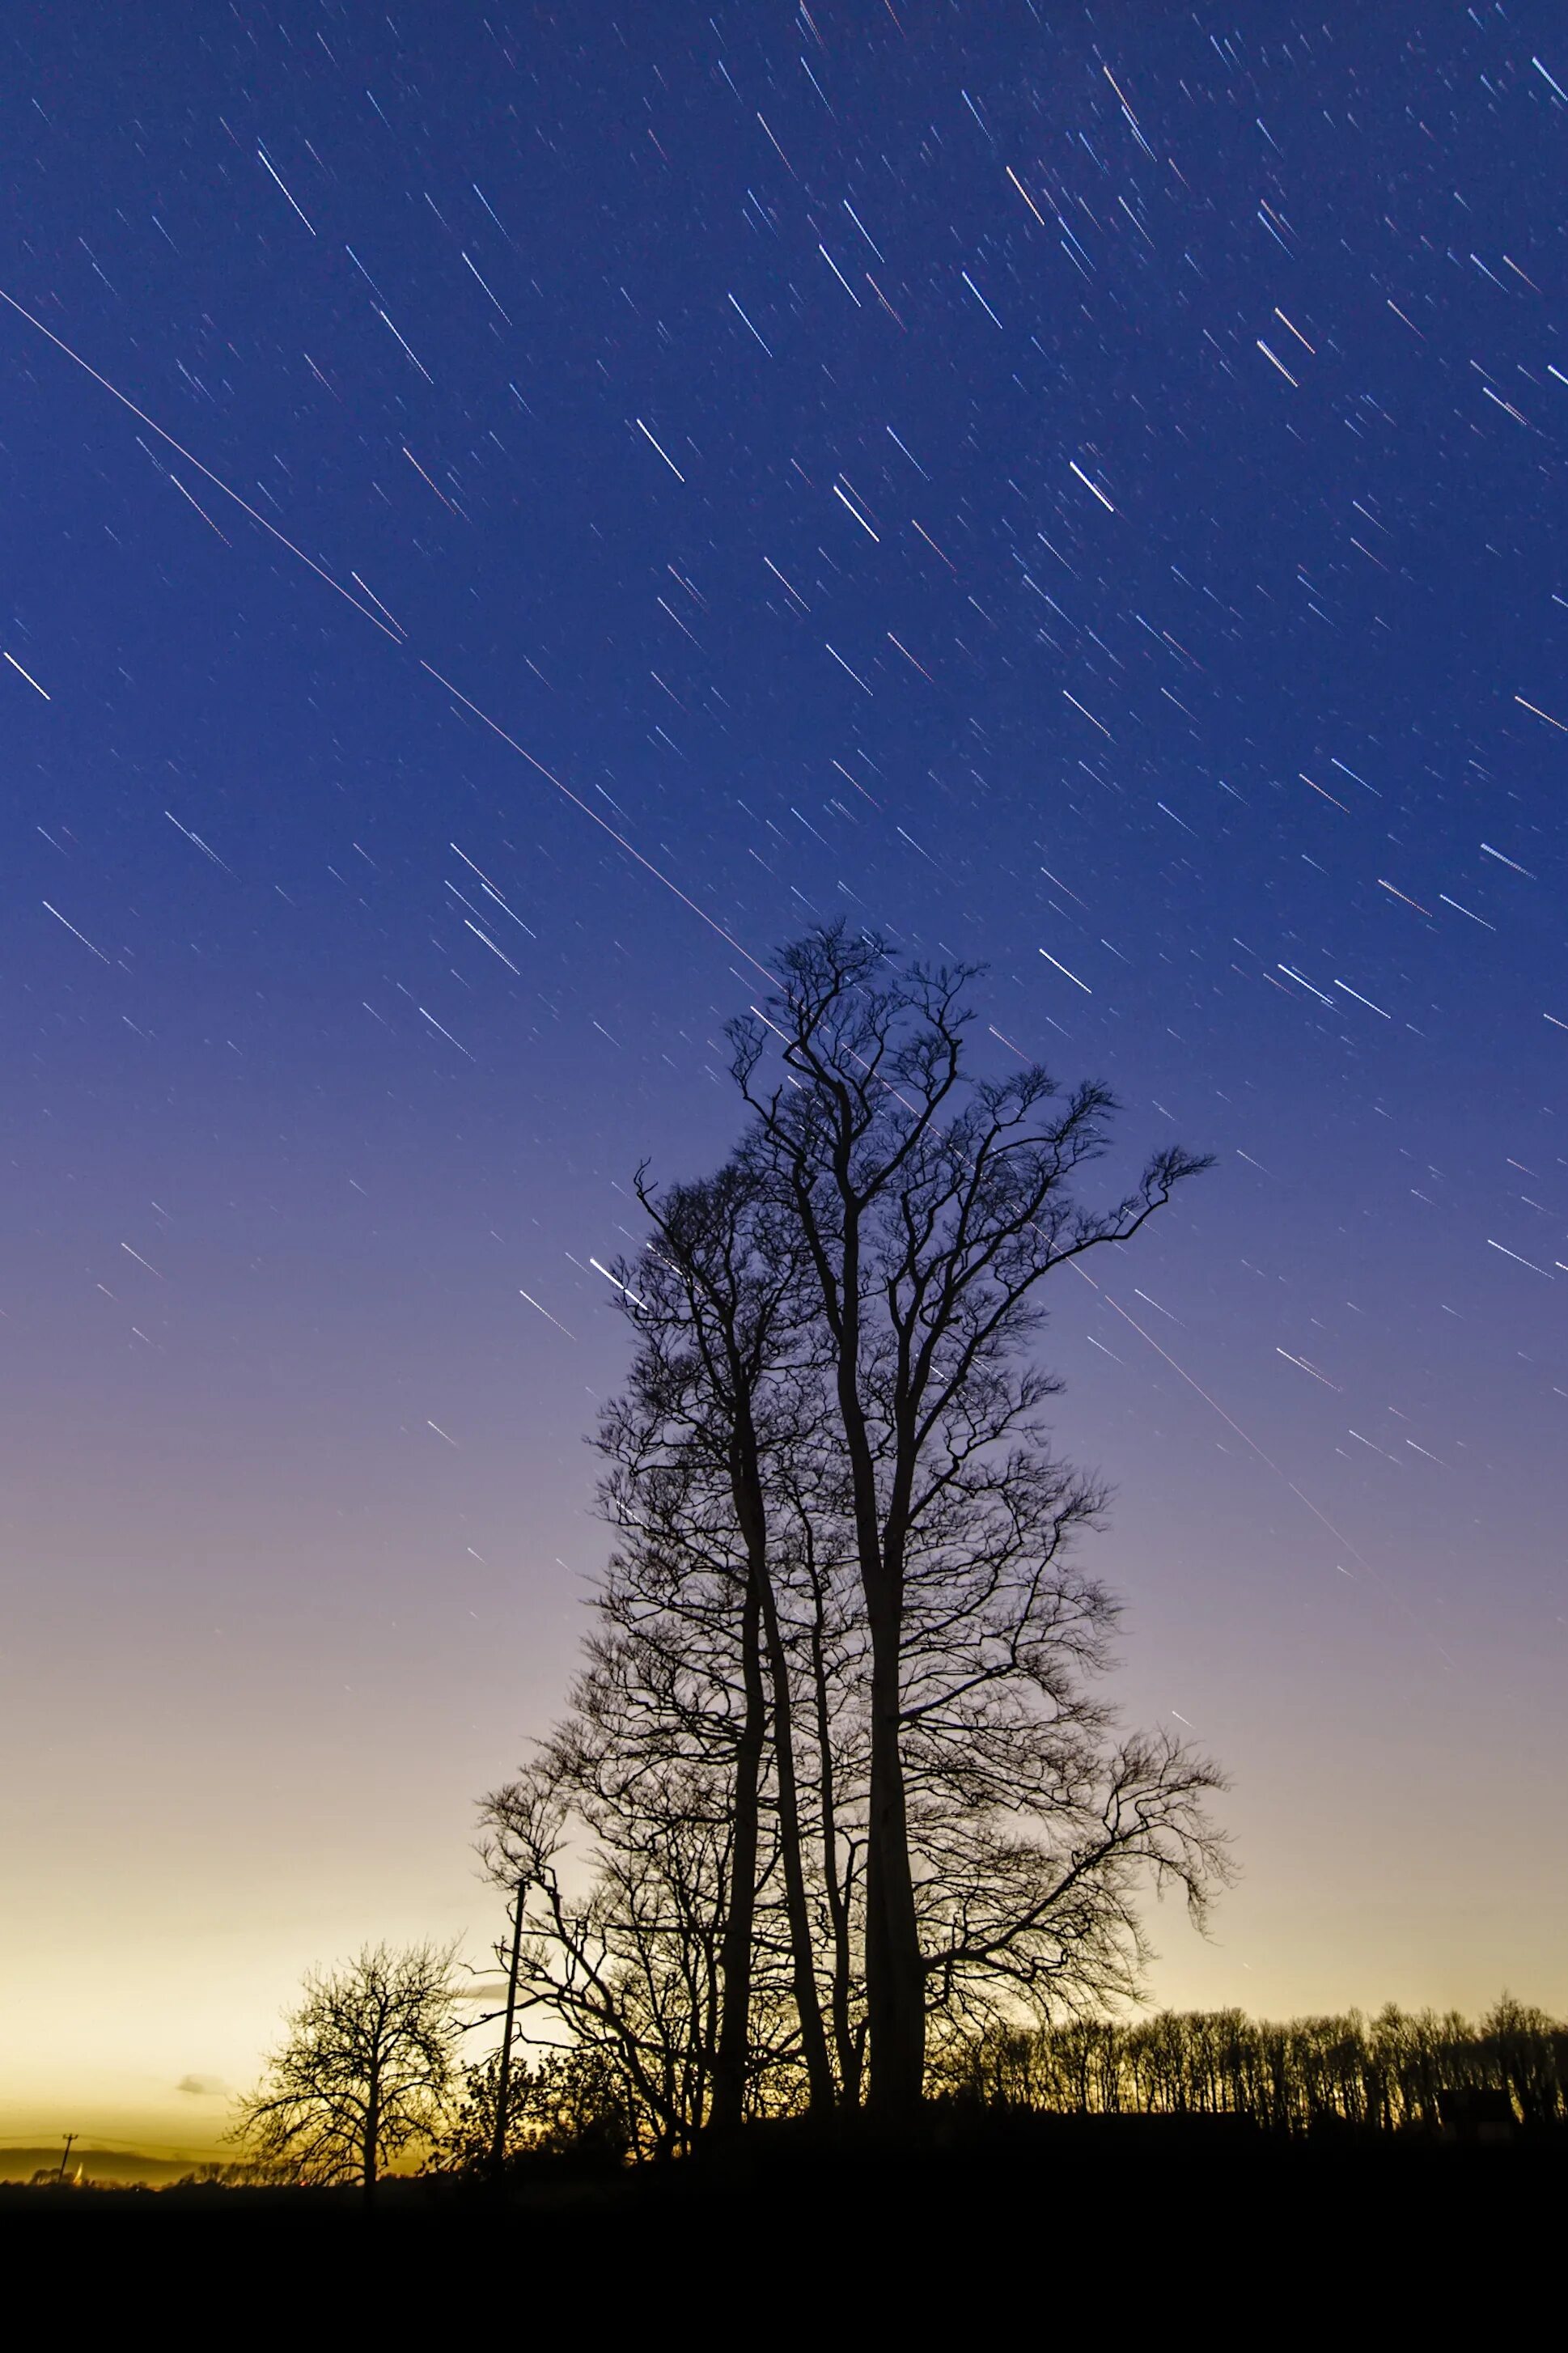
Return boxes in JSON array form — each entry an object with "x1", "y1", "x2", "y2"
[
  {"x1": 481, "y1": 927, "x2": 1227, "y2": 2133},
  {"x1": 728, "y1": 926, "x2": 1214, "y2": 2112},
  {"x1": 232, "y1": 1941, "x2": 459, "y2": 2194},
  {"x1": 608, "y1": 1166, "x2": 834, "y2": 2125}
]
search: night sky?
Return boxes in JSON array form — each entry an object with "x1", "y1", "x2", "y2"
[{"x1": 4, "y1": 3, "x2": 1566, "y2": 2153}]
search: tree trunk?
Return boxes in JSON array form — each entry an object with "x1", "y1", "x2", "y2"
[
  {"x1": 710, "y1": 1548, "x2": 765, "y2": 2134},
  {"x1": 807, "y1": 1165, "x2": 927, "y2": 2114},
  {"x1": 806, "y1": 1557, "x2": 860, "y2": 2102},
  {"x1": 489, "y1": 1880, "x2": 526, "y2": 2173},
  {"x1": 757, "y1": 1565, "x2": 836, "y2": 2112},
  {"x1": 362, "y1": 2071, "x2": 379, "y2": 2201},
  {"x1": 863, "y1": 1570, "x2": 925, "y2": 2114}
]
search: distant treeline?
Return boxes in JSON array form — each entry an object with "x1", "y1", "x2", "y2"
[{"x1": 937, "y1": 1999, "x2": 1566, "y2": 2133}]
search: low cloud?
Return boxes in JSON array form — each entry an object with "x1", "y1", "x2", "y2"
[{"x1": 176, "y1": 2073, "x2": 227, "y2": 2097}]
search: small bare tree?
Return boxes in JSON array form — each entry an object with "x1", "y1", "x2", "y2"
[
  {"x1": 433, "y1": 2043, "x2": 634, "y2": 2173},
  {"x1": 232, "y1": 1941, "x2": 459, "y2": 2194}
]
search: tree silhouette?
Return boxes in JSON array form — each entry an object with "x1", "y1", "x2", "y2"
[
  {"x1": 939, "y1": 1998, "x2": 1568, "y2": 2132},
  {"x1": 481, "y1": 928, "x2": 1228, "y2": 2133},
  {"x1": 602, "y1": 1164, "x2": 833, "y2": 2127},
  {"x1": 232, "y1": 1941, "x2": 459, "y2": 2194},
  {"x1": 730, "y1": 926, "x2": 1219, "y2": 2112},
  {"x1": 434, "y1": 2044, "x2": 634, "y2": 2174}
]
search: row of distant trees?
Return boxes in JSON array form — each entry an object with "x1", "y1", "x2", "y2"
[{"x1": 940, "y1": 1999, "x2": 1568, "y2": 2134}]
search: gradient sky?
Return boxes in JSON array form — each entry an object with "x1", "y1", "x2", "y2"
[{"x1": 3, "y1": 3, "x2": 1566, "y2": 2158}]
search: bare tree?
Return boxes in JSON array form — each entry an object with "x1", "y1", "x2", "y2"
[
  {"x1": 729, "y1": 926, "x2": 1214, "y2": 2112},
  {"x1": 231, "y1": 1941, "x2": 459, "y2": 2194},
  {"x1": 434, "y1": 2043, "x2": 634, "y2": 2174},
  {"x1": 477, "y1": 1170, "x2": 836, "y2": 2143},
  {"x1": 608, "y1": 1167, "x2": 835, "y2": 2124},
  {"x1": 481, "y1": 927, "x2": 1227, "y2": 2130},
  {"x1": 477, "y1": 1747, "x2": 740, "y2": 2155}
]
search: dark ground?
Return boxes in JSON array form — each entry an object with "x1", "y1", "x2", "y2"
[
  {"x1": 6, "y1": 2111, "x2": 1562, "y2": 2233},
  {"x1": 6, "y1": 2120, "x2": 1553, "y2": 2330}
]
